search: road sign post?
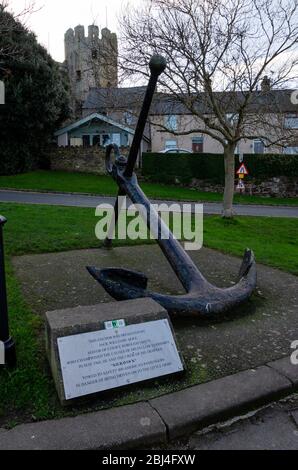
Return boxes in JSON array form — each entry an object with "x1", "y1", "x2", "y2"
[{"x1": 236, "y1": 163, "x2": 249, "y2": 194}]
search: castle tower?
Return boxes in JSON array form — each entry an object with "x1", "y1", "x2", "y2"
[{"x1": 64, "y1": 25, "x2": 118, "y2": 116}]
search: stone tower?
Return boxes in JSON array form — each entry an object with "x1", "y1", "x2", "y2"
[{"x1": 64, "y1": 25, "x2": 118, "y2": 116}]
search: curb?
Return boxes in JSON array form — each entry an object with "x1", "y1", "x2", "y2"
[{"x1": 0, "y1": 356, "x2": 297, "y2": 450}]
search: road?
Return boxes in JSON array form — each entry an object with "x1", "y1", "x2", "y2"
[{"x1": 0, "y1": 190, "x2": 298, "y2": 217}]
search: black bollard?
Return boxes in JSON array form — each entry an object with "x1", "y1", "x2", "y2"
[{"x1": 0, "y1": 216, "x2": 16, "y2": 368}]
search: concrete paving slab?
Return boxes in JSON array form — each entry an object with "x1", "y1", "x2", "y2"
[
  {"x1": 189, "y1": 408, "x2": 298, "y2": 450},
  {"x1": 268, "y1": 357, "x2": 298, "y2": 386},
  {"x1": 0, "y1": 402, "x2": 166, "y2": 450},
  {"x1": 12, "y1": 245, "x2": 298, "y2": 384},
  {"x1": 149, "y1": 366, "x2": 291, "y2": 439}
]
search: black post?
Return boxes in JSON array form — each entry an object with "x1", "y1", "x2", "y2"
[
  {"x1": 124, "y1": 55, "x2": 167, "y2": 178},
  {"x1": 0, "y1": 216, "x2": 16, "y2": 368}
]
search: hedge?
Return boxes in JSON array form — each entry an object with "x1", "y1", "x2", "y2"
[{"x1": 142, "y1": 153, "x2": 298, "y2": 184}]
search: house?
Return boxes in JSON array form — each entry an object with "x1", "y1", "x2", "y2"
[
  {"x1": 149, "y1": 87, "x2": 298, "y2": 154},
  {"x1": 55, "y1": 86, "x2": 151, "y2": 157},
  {"x1": 54, "y1": 112, "x2": 150, "y2": 152},
  {"x1": 55, "y1": 82, "x2": 298, "y2": 155}
]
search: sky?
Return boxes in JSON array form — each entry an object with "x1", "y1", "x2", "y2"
[{"x1": 7, "y1": 0, "x2": 134, "y2": 62}]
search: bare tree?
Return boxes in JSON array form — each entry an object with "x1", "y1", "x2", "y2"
[
  {"x1": 119, "y1": 0, "x2": 298, "y2": 217},
  {"x1": 0, "y1": 0, "x2": 37, "y2": 66}
]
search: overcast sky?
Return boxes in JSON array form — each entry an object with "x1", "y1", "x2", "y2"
[{"x1": 7, "y1": 0, "x2": 133, "y2": 62}]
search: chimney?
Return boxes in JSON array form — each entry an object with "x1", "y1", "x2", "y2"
[{"x1": 261, "y1": 76, "x2": 271, "y2": 92}]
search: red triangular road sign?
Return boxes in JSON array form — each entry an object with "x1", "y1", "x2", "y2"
[{"x1": 237, "y1": 163, "x2": 249, "y2": 175}]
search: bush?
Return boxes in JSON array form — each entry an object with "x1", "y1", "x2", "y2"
[{"x1": 142, "y1": 153, "x2": 298, "y2": 184}]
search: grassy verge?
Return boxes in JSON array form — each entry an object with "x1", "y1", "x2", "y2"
[
  {"x1": 0, "y1": 170, "x2": 297, "y2": 206},
  {"x1": 0, "y1": 202, "x2": 297, "y2": 426}
]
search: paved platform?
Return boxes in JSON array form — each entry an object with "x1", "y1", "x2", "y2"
[{"x1": 12, "y1": 245, "x2": 298, "y2": 383}]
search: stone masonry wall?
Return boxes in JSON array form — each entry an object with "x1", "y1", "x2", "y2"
[
  {"x1": 189, "y1": 176, "x2": 298, "y2": 198},
  {"x1": 48, "y1": 147, "x2": 297, "y2": 197},
  {"x1": 48, "y1": 146, "x2": 129, "y2": 175}
]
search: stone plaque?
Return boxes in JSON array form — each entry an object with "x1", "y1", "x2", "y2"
[{"x1": 58, "y1": 319, "x2": 183, "y2": 400}]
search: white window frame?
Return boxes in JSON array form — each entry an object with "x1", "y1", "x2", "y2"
[
  {"x1": 284, "y1": 114, "x2": 298, "y2": 129},
  {"x1": 165, "y1": 115, "x2": 178, "y2": 131},
  {"x1": 253, "y1": 139, "x2": 265, "y2": 154},
  {"x1": 165, "y1": 139, "x2": 177, "y2": 150},
  {"x1": 226, "y1": 113, "x2": 239, "y2": 125},
  {"x1": 284, "y1": 146, "x2": 298, "y2": 155}
]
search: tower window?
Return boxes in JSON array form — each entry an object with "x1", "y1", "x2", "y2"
[
  {"x1": 92, "y1": 49, "x2": 98, "y2": 60},
  {"x1": 76, "y1": 70, "x2": 82, "y2": 81}
]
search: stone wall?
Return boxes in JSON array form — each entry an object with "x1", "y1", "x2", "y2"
[
  {"x1": 48, "y1": 146, "x2": 129, "y2": 175},
  {"x1": 189, "y1": 176, "x2": 298, "y2": 198}
]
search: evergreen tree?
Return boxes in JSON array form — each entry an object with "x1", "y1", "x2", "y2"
[{"x1": 0, "y1": 6, "x2": 70, "y2": 174}]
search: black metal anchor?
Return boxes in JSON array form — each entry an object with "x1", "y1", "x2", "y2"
[{"x1": 87, "y1": 56, "x2": 257, "y2": 317}]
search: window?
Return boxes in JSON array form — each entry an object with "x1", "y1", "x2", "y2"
[
  {"x1": 253, "y1": 139, "x2": 264, "y2": 154},
  {"x1": 226, "y1": 113, "x2": 239, "y2": 125},
  {"x1": 112, "y1": 133, "x2": 121, "y2": 146},
  {"x1": 192, "y1": 137, "x2": 204, "y2": 153},
  {"x1": 92, "y1": 49, "x2": 98, "y2": 60},
  {"x1": 165, "y1": 115, "x2": 178, "y2": 131},
  {"x1": 284, "y1": 146, "x2": 298, "y2": 154},
  {"x1": 102, "y1": 134, "x2": 111, "y2": 147},
  {"x1": 165, "y1": 140, "x2": 177, "y2": 150},
  {"x1": 92, "y1": 135, "x2": 101, "y2": 147},
  {"x1": 82, "y1": 135, "x2": 90, "y2": 147},
  {"x1": 76, "y1": 70, "x2": 82, "y2": 81},
  {"x1": 285, "y1": 114, "x2": 298, "y2": 129},
  {"x1": 124, "y1": 111, "x2": 134, "y2": 126}
]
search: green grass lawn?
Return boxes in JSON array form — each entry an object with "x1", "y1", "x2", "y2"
[
  {"x1": 0, "y1": 201, "x2": 297, "y2": 427},
  {"x1": 0, "y1": 170, "x2": 297, "y2": 206}
]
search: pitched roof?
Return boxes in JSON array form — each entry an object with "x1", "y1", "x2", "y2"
[
  {"x1": 150, "y1": 89, "x2": 298, "y2": 115},
  {"x1": 83, "y1": 87, "x2": 147, "y2": 111},
  {"x1": 54, "y1": 112, "x2": 150, "y2": 142}
]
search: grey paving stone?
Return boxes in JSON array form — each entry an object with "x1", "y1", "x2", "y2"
[
  {"x1": 190, "y1": 409, "x2": 298, "y2": 450},
  {"x1": 0, "y1": 402, "x2": 166, "y2": 450},
  {"x1": 268, "y1": 357, "x2": 298, "y2": 386},
  {"x1": 150, "y1": 366, "x2": 291, "y2": 439}
]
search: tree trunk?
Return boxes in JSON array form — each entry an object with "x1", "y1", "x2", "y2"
[{"x1": 222, "y1": 144, "x2": 236, "y2": 218}]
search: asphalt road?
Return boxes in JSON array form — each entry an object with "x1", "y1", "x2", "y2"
[{"x1": 0, "y1": 190, "x2": 298, "y2": 217}]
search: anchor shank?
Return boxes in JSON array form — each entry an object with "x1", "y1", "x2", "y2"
[
  {"x1": 122, "y1": 176, "x2": 207, "y2": 292},
  {"x1": 124, "y1": 56, "x2": 167, "y2": 178}
]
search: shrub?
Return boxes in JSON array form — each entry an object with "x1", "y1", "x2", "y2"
[{"x1": 142, "y1": 153, "x2": 298, "y2": 184}]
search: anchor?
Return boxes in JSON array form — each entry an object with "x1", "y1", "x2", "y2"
[{"x1": 87, "y1": 55, "x2": 257, "y2": 317}]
